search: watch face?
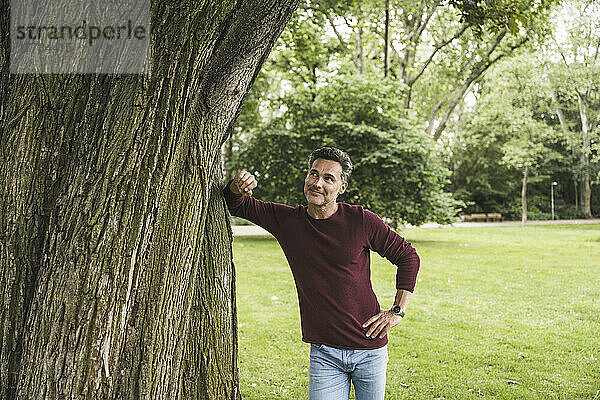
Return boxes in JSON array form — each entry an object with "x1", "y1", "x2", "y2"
[{"x1": 392, "y1": 305, "x2": 404, "y2": 316}]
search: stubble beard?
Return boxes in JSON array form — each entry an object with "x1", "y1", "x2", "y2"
[{"x1": 305, "y1": 186, "x2": 327, "y2": 207}]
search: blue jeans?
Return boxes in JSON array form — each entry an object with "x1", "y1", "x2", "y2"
[{"x1": 308, "y1": 343, "x2": 389, "y2": 400}]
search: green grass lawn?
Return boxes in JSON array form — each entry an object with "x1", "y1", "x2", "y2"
[{"x1": 233, "y1": 225, "x2": 600, "y2": 399}]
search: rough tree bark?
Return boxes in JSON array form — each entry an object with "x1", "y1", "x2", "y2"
[{"x1": 0, "y1": 1, "x2": 298, "y2": 399}]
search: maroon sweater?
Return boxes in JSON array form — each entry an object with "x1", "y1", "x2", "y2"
[{"x1": 224, "y1": 184, "x2": 420, "y2": 349}]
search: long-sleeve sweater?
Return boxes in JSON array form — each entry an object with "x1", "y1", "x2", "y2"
[{"x1": 224, "y1": 183, "x2": 420, "y2": 349}]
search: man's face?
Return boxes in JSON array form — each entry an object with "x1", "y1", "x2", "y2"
[{"x1": 304, "y1": 158, "x2": 348, "y2": 207}]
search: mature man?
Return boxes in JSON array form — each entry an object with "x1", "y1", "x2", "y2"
[{"x1": 224, "y1": 147, "x2": 420, "y2": 400}]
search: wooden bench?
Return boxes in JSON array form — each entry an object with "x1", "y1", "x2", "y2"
[
  {"x1": 486, "y1": 213, "x2": 503, "y2": 222},
  {"x1": 463, "y1": 213, "x2": 487, "y2": 221},
  {"x1": 462, "y1": 213, "x2": 503, "y2": 222}
]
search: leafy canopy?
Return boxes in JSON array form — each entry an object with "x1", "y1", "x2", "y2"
[{"x1": 232, "y1": 76, "x2": 461, "y2": 226}]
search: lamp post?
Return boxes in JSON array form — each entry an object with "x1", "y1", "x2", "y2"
[{"x1": 551, "y1": 181, "x2": 558, "y2": 220}]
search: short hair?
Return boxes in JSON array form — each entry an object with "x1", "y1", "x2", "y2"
[{"x1": 308, "y1": 147, "x2": 353, "y2": 183}]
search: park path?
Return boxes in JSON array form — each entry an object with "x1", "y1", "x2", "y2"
[{"x1": 232, "y1": 218, "x2": 600, "y2": 236}]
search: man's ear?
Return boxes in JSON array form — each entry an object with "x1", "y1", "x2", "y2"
[{"x1": 339, "y1": 182, "x2": 348, "y2": 195}]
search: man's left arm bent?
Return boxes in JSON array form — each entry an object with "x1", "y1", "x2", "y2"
[
  {"x1": 363, "y1": 289, "x2": 411, "y2": 339},
  {"x1": 362, "y1": 209, "x2": 420, "y2": 339}
]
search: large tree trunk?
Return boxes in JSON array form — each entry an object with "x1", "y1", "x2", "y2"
[{"x1": 0, "y1": 1, "x2": 298, "y2": 399}]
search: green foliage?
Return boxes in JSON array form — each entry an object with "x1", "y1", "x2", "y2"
[
  {"x1": 498, "y1": 108, "x2": 556, "y2": 171},
  {"x1": 229, "y1": 0, "x2": 592, "y2": 221},
  {"x1": 451, "y1": 111, "x2": 522, "y2": 216},
  {"x1": 450, "y1": 106, "x2": 560, "y2": 219},
  {"x1": 449, "y1": 51, "x2": 578, "y2": 219},
  {"x1": 540, "y1": 0, "x2": 600, "y2": 215},
  {"x1": 231, "y1": 76, "x2": 462, "y2": 225},
  {"x1": 267, "y1": 1, "x2": 340, "y2": 89},
  {"x1": 449, "y1": 0, "x2": 556, "y2": 35}
]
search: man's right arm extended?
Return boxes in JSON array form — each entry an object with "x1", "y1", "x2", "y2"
[
  {"x1": 223, "y1": 170, "x2": 285, "y2": 236},
  {"x1": 229, "y1": 170, "x2": 258, "y2": 197}
]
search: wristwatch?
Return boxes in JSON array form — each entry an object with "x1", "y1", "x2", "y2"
[{"x1": 390, "y1": 305, "x2": 405, "y2": 318}]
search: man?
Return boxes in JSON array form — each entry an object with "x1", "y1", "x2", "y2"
[{"x1": 224, "y1": 147, "x2": 420, "y2": 400}]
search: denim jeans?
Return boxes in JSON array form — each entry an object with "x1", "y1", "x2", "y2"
[{"x1": 308, "y1": 343, "x2": 389, "y2": 400}]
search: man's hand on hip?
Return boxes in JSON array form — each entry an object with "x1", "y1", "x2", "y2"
[
  {"x1": 362, "y1": 310, "x2": 403, "y2": 339},
  {"x1": 231, "y1": 170, "x2": 257, "y2": 196}
]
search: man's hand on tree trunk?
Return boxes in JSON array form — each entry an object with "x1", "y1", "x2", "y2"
[{"x1": 231, "y1": 170, "x2": 258, "y2": 196}]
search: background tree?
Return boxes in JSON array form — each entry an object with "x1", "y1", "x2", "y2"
[
  {"x1": 229, "y1": 0, "x2": 587, "y2": 223},
  {"x1": 0, "y1": 1, "x2": 298, "y2": 399},
  {"x1": 450, "y1": 51, "x2": 564, "y2": 220},
  {"x1": 306, "y1": 0, "x2": 556, "y2": 140},
  {"x1": 500, "y1": 109, "x2": 556, "y2": 226},
  {"x1": 542, "y1": 0, "x2": 600, "y2": 217},
  {"x1": 232, "y1": 76, "x2": 461, "y2": 226},
  {"x1": 224, "y1": 0, "x2": 598, "y2": 228},
  {"x1": 450, "y1": 105, "x2": 522, "y2": 218},
  {"x1": 483, "y1": 55, "x2": 559, "y2": 225}
]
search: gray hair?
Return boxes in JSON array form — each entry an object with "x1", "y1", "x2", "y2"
[{"x1": 308, "y1": 147, "x2": 353, "y2": 183}]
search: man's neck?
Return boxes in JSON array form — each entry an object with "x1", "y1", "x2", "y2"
[{"x1": 307, "y1": 202, "x2": 339, "y2": 219}]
